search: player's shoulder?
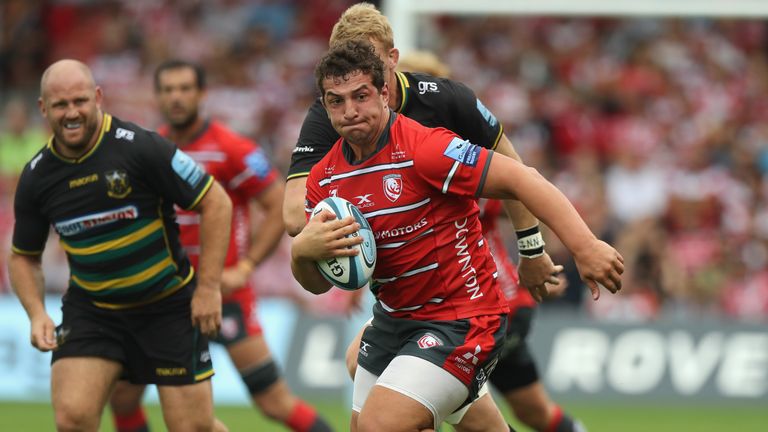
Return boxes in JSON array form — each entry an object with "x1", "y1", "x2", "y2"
[
  {"x1": 16, "y1": 145, "x2": 50, "y2": 187},
  {"x1": 107, "y1": 115, "x2": 167, "y2": 152},
  {"x1": 394, "y1": 112, "x2": 455, "y2": 141},
  {"x1": 401, "y1": 71, "x2": 472, "y2": 99}
]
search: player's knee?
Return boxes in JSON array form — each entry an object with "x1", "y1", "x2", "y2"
[
  {"x1": 356, "y1": 411, "x2": 390, "y2": 432},
  {"x1": 511, "y1": 401, "x2": 550, "y2": 430},
  {"x1": 241, "y1": 359, "x2": 280, "y2": 396},
  {"x1": 54, "y1": 405, "x2": 98, "y2": 432}
]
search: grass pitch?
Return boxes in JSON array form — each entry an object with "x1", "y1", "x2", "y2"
[{"x1": 0, "y1": 400, "x2": 765, "y2": 431}]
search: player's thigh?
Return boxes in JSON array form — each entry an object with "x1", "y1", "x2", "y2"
[
  {"x1": 52, "y1": 357, "x2": 123, "y2": 417},
  {"x1": 109, "y1": 380, "x2": 148, "y2": 414},
  {"x1": 225, "y1": 334, "x2": 272, "y2": 370},
  {"x1": 369, "y1": 355, "x2": 468, "y2": 429},
  {"x1": 157, "y1": 380, "x2": 214, "y2": 430},
  {"x1": 218, "y1": 293, "x2": 269, "y2": 369},
  {"x1": 449, "y1": 387, "x2": 508, "y2": 432},
  {"x1": 358, "y1": 385, "x2": 435, "y2": 432}
]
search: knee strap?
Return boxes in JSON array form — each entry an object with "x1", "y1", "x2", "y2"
[{"x1": 240, "y1": 359, "x2": 280, "y2": 395}]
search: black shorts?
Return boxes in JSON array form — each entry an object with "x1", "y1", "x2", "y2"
[
  {"x1": 489, "y1": 306, "x2": 539, "y2": 392},
  {"x1": 52, "y1": 284, "x2": 214, "y2": 386},
  {"x1": 358, "y1": 303, "x2": 508, "y2": 402}
]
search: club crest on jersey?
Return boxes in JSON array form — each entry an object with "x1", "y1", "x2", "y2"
[
  {"x1": 417, "y1": 332, "x2": 444, "y2": 349},
  {"x1": 383, "y1": 174, "x2": 402, "y2": 202},
  {"x1": 104, "y1": 170, "x2": 132, "y2": 199}
]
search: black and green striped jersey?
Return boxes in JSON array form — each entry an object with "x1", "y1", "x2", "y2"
[{"x1": 12, "y1": 113, "x2": 214, "y2": 309}]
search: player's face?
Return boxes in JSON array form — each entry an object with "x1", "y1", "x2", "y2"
[
  {"x1": 322, "y1": 71, "x2": 390, "y2": 156},
  {"x1": 155, "y1": 68, "x2": 203, "y2": 129},
  {"x1": 39, "y1": 77, "x2": 103, "y2": 156}
]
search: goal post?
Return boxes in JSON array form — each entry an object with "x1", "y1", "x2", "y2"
[{"x1": 382, "y1": 0, "x2": 768, "y2": 54}]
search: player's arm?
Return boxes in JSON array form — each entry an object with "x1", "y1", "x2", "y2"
[
  {"x1": 190, "y1": 180, "x2": 232, "y2": 336},
  {"x1": 481, "y1": 153, "x2": 624, "y2": 300},
  {"x1": 237, "y1": 180, "x2": 286, "y2": 275},
  {"x1": 283, "y1": 175, "x2": 308, "y2": 237},
  {"x1": 494, "y1": 135, "x2": 562, "y2": 297},
  {"x1": 284, "y1": 100, "x2": 341, "y2": 237},
  {"x1": 290, "y1": 211, "x2": 362, "y2": 295},
  {"x1": 447, "y1": 79, "x2": 561, "y2": 294},
  {"x1": 9, "y1": 253, "x2": 57, "y2": 352}
]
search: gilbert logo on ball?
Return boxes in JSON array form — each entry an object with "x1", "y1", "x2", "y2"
[{"x1": 311, "y1": 196, "x2": 376, "y2": 290}]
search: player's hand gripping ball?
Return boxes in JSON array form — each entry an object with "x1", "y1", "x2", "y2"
[{"x1": 311, "y1": 197, "x2": 376, "y2": 290}]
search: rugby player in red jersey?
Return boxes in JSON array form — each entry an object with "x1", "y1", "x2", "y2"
[
  {"x1": 291, "y1": 40, "x2": 624, "y2": 432},
  {"x1": 108, "y1": 60, "x2": 333, "y2": 432}
]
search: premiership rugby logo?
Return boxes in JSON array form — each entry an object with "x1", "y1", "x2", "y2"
[
  {"x1": 104, "y1": 169, "x2": 132, "y2": 199},
  {"x1": 382, "y1": 174, "x2": 402, "y2": 202}
]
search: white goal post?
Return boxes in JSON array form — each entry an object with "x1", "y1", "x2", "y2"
[{"x1": 382, "y1": 0, "x2": 768, "y2": 54}]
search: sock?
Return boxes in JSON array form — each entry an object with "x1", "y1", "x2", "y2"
[
  {"x1": 285, "y1": 400, "x2": 333, "y2": 432},
  {"x1": 546, "y1": 405, "x2": 584, "y2": 432},
  {"x1": 114, "y1": 407, "x2": 149, "y2": 432}
]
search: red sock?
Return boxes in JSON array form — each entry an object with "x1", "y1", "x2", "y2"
[
  {"x1": 545, "y1": 405, "x2": 564, "y2": 432},
  {"x1": 285, "y1": 400, "x2": 318, "y2": 432},
  {"x1": 114, "y1": 407, "x2": 149, "y2": 432}
]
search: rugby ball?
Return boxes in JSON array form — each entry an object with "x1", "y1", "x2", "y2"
[{"x1": 311, "y1": 196, "x2": 376, "y2": 290}]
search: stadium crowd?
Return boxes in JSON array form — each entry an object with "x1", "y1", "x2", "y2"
[{"x1": 1, "y1": 0, "x2": 767, "y2": 322}]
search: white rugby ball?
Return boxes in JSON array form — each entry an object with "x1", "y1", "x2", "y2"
[{"x1": 311, "y1": 196, "x2": 376, "y2": 290}]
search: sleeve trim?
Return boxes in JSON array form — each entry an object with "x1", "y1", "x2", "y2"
[
  {"x1": 184, "y1": 176, "x2": 215, "y2": 210},
  {"x1": 474, "y1": 152, "x2": 493, "y2": 198},
  {"x1": 12, "y1": 246, "x2": 43, "y2": 256},
  {"x1": 490, "y1": 125, "x2": 504, "y2": 151},
  {"x1": 286, "y1": 172, "x2": 310, "y2": 180}
]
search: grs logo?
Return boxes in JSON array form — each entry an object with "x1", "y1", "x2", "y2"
[
  {"x1": 418, "y1": 81, "x2": 439, "y2": 95},
  {"x1": 115, "y1": 128, "x2": 135, "y2": 141}
]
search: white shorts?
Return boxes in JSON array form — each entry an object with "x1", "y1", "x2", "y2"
[{"x1": 352, "y1": 355, "x2": 469, "y2": 428}]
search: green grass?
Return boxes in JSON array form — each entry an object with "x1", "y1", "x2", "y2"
[{"x1": 0, "y1": 400, "x2": 765, "y2": 431}]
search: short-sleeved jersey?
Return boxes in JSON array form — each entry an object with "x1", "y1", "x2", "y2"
[
  {"x1": 288, "y1": 71, "x2": 503, "y2": 178},
  {"x1": 12, "y1": 113, "x2": 214, "y2": 309},
  {"x1": 158, "y1": 120, "x2": 278, "y2": 271},
  {"x1": 478, "y1": 199, "x2": 536, "y2": 311},
  {"x1": 306, "y1": 113, "x2": 509, "y2": 321}
]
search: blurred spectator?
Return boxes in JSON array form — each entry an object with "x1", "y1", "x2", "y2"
[
  {"x1": 0, "y1": 97, "x2": 46, "y2": 189},
  {"x1": 2, "y1": 4, "x2": 768, "y2": 321}
]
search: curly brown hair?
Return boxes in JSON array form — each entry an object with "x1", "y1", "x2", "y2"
[{"x1": 315, "y1": 39, "x2": 386, "y2": 97}]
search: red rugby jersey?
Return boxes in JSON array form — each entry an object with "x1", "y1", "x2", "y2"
[
  {"x1": 306, "y1": 114, "x2": 509, "y2": 321},
  {"x1": 160, "y1": 121, "x2": 278, "y2": 271},
  {"x1": 478, "y1": 199, "x2": 537, "y2": 311}
]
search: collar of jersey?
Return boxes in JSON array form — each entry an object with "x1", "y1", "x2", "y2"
[
  {"x1": 342, "y1": 111, "x2": 397, "y2": 165},
  {"x1": 48, "y1": 113, "x2": 112, "y2": 164},
  {"x1": 394, "y1": 71, "x2": 409, "y2": 113}
]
